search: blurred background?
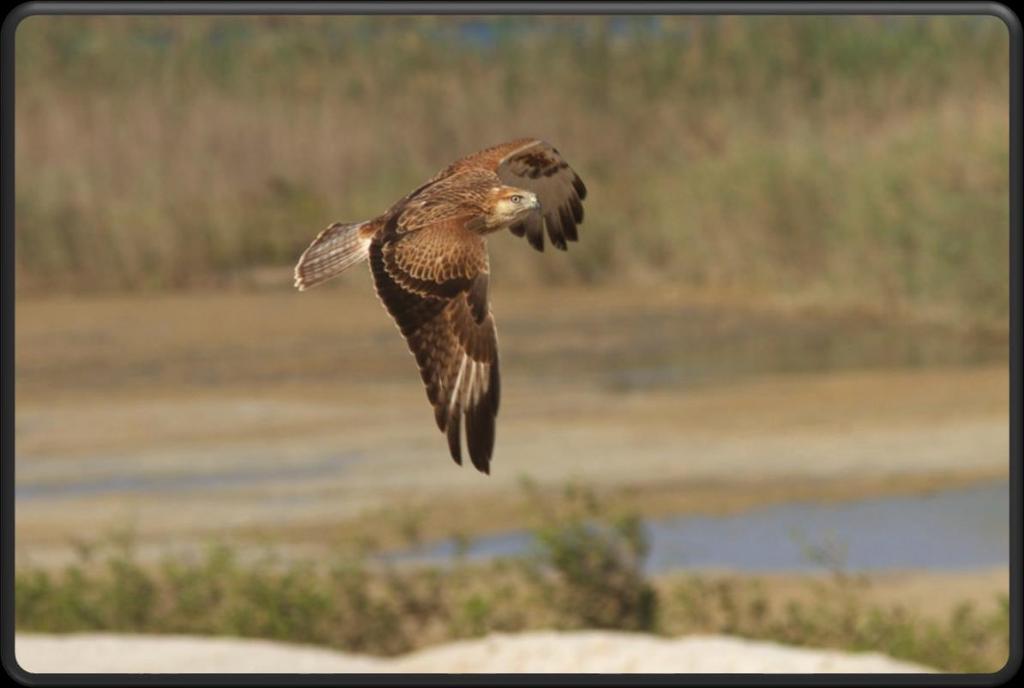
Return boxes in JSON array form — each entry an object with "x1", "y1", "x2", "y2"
[{"x1": 14, "y1": 15, "x2": 1010, "y2": 672}]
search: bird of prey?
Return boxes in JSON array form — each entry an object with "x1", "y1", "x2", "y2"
[{"x1": 294, "y1": 138, "x2": 587, "y2": 474}]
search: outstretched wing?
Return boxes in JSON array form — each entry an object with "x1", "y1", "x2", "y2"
[
  {"x1": 369, "y1": 218, "x2": 500, "y2": 473},
  {"x1": 440, "y1": 138, "x2": 587, "y2": 251}
]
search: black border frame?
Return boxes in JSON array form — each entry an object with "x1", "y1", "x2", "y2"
[{"x1": 1, "y1": 2, "x2": 1020, "y2": 686}]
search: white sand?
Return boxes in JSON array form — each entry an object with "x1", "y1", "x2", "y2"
[{"x1": 15, "y1": 631, "x2": 933, "y2": 674}]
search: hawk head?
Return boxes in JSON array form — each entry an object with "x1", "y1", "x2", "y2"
[{"x1": 483, "y1": 186, "x2": 540, "y2": 230}]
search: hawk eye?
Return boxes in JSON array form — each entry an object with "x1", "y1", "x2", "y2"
[{"x1": 510, "y1": 194, "x2": 523, "y2": 204}]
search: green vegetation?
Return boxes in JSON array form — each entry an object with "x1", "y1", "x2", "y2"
[
  {"x1": 663, "y1": 551, "x2": 1010, "y2": 675},
  {"x1": 16, "y1": 484, "x2": 1009, "y2": 673},
  {"x1": 14, "y1": 16, "x2": 1009, "y2": 319}
]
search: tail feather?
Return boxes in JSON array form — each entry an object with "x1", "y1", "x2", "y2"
[{"x1": 294, "y1": 221, "x2": 373, "y2": 291}]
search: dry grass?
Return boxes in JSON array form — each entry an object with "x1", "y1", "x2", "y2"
[{"x1": 13, "y1": 15, "x2": 1010, "y2": 319}]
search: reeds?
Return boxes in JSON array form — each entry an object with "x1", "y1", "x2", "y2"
[{"x1": 14, "y1": 15, "x2": 1009, "y2": 317}]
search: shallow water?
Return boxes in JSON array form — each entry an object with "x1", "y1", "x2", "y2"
[
  {"x1": 15, "y1": 452, "x2": 362, "y2": 501},
  {"x1": 391, "y1": 480, "x2": 1009, "y2": 573}
]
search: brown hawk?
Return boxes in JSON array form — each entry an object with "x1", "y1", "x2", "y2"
[{"x1": 294, "y1": 139, "x2": 587, "y2": 474}]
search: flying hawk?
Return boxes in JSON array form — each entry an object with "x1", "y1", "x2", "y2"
[{"x1": 294, "y1": 138, "x2": 587, "y2": 474}]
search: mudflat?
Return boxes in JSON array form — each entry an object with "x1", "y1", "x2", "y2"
[{"x1": 14, "y1": 287, "x2": 1008, "y2": 562}]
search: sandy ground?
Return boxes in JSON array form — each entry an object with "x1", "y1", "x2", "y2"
[{"x1": 15, "y1": 631, "x2": 934, "y2": 674}]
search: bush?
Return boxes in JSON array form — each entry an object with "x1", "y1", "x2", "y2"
[
  {"x1": 523, "y1": 480, "x2": 657, "y2": 632},
  {"x1": 14, "y1": 482, "x2": 1010, "y2": 671}
]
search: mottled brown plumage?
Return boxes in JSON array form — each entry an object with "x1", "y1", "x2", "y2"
[{"x1": 294, "y1": 139, "x2": 587, "y2": 473}]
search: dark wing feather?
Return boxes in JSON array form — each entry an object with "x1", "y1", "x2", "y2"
[
  {"x1": 493, "y1": 140, "x2": 587, "y2": 251},
  {"x1": 369, "y1": 219, "x2": 500, "y2": 474}
]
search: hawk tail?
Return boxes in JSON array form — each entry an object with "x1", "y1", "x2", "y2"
[{"x1": 294, "y1": 220, "x2": 374, "y2": 290}]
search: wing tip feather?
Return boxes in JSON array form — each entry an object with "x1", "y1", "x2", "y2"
[{"x1": 447, "y1": 410, "x2": 463, "y2": 466}]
